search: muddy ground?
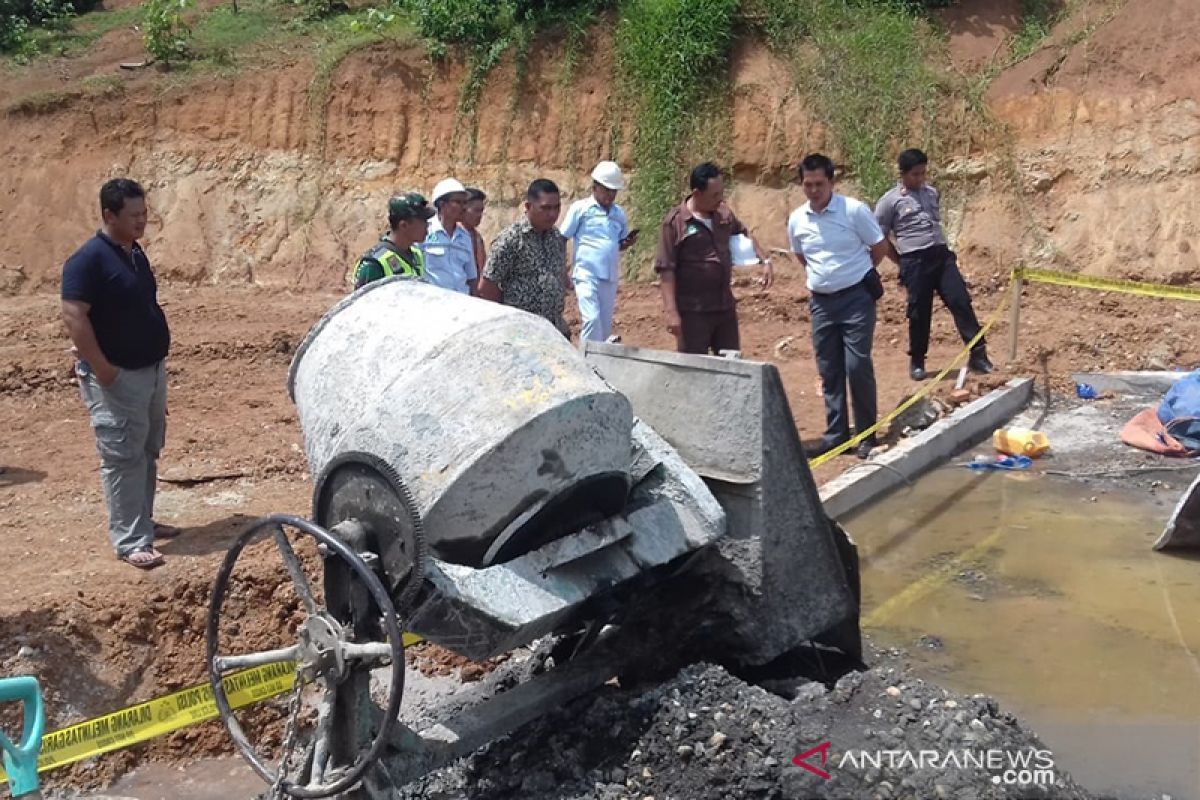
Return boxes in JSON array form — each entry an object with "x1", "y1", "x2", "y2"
[{"x1": 3, "y1": 271, "x2": 1200, "y2": 794}]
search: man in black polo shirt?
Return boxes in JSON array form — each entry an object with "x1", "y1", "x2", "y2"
[{"x1": 62, "y1": 178, "x2": 172, "y2": 570}]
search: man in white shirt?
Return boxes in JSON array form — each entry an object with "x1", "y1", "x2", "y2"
[
  {"x1": 421, "y1": 178, "x2": 477, "y2": 294},
  {"x1": 787, "y1": 153, "x2": 889, "y2": 460},
  {"x1": 559, "y1": 161, "x2": 637, "y2": 342}
]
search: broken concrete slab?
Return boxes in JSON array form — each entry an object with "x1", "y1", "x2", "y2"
[{"x1": 820, "y1": 378, "x2": 1035, "y2": 520}]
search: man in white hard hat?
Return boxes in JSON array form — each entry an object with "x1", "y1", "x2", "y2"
[
  {"x1": 421, "y1": 177, "x2": 477, "y2": 294},
  {"x1": 558, "y1": 161, "x2": 638, "y2": 342}
]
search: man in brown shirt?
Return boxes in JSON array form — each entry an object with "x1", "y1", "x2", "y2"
[{"x1": 655, "y1": 162, "x2": 773, "y2": 354}]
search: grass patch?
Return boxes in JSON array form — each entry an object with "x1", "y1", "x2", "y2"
[
  {"x1": 12, "y1": 3, "x2": 139, "y2": 60},
  {"x1": 80, "y1": 72, "x2": 124, "y2": 96},
  {"x1": 750, "y1": 0, "x2": 942, "y2": 200},
  {"x1": 191, "y1": 0, "x2": 278, "y2": 65},
  {"x1": 5, "y1": 72, "x2": 124, "y2": 115},
  {"x1": 1011, "y1": 0, "x2": 1063, "y2": 61},
  {"x1": 4, "y1": 87, "x2": 78, "y2": 114},
  {"x1": 615, "y1": 0, "x2": 738, "y2": 265}
]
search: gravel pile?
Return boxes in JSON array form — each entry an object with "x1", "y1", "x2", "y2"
[{"x1": 400, "y1": 645, "x2": 1100, "y2": 800}]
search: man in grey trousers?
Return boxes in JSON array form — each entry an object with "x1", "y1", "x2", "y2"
[
  {"x1": 787, "y1": 154, "x2": 889, "y2": 460},
  {"x1": 62, "y1": 178, "x2": 175, "y2": 569}
]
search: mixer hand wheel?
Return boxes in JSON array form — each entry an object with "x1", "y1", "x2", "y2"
[{"x1": 206, "y1": 514, "x2": 405, "y2": 798}]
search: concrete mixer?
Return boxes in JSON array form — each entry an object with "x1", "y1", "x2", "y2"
[{"x1": 205, "y1": 277, "x2": 861, "y2": 798}]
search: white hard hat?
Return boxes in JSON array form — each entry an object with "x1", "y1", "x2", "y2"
[
  {"x1": 431, "y1": 178, "x2": 467, "y2": 204},
  {"x1": 591, "y1": 161, "x2": 625, "y2": 191}
]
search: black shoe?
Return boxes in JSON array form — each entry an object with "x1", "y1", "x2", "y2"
[
  {"x1": 910, "y1": 361, "x2": 927, "y2": 381},
  {"x1": 855, "y1": 437, "x2": 877, "y2": 460},
  {"x1": 968, "y1": 353, "x2": 994, "y2": 374},
  {"x1": 808, "y1": 438, "x2": 849, "y2": 459}
]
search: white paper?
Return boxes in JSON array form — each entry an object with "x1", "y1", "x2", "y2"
[{"x1": 730, "y1": 234, "x2": 759, "y2": 267}]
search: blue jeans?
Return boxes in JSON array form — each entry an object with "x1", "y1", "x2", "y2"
[{"x1": 810, "y1": 286, "x2": 877, "y2": 445}]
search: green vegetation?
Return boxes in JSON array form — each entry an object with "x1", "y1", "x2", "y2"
[
  {"x1": 1011, "y1": 0, "x2": 1062, "y2": 61},
  {"x1": 1, "y1": 0, "x2": 98, "y2": 58},
  {"x1": 4, "y1": 86, "x2": 75, "y2": 113},
  {"x1": 5, "y1": 71, "x2": 122, "y2": 114},
  {"x1": 615, "y1": 0, "x2": 738, "y2": 251},
  {"x1": 402, "y1": 0, "x2": 608, "y2": 152},
  {"x1": 191, "y1": 1, "x2": 274, "y2": 64},
  {"x1": 142, "y1": 0, "x2": 191, "y2": 65},
  {"x1": 751, "y1": 0, "x2": 941, "y2": 200}
]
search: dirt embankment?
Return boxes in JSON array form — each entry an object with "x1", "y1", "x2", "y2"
[
  {"x1": 971, "y1": 0, "x2": 1200, "y2": 283},
  {"x1": 0, "y1": 27, "x2": 821, "y2": 292},
  {"x1": 1, "y1": 0, "x2": 1195, "y2": 295}
]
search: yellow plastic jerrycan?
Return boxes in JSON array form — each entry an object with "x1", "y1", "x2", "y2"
[{"x1": 993, "y1": 428, "x2": 1051, "y2": 458}]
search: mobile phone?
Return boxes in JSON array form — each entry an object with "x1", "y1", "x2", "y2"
[{"x1": 626, "y1": 228, "x2": 641, "y2": 240}]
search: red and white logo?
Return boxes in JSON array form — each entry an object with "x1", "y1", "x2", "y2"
[{"x1": 792, "y1": 741, "x2": 832, "y2": 780}]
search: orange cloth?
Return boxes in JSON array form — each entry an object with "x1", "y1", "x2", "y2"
[{"x1": 1121, "y1": 407, "x2": 1199, "y2": 456}]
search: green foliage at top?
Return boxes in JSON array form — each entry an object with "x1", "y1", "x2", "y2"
[
  {"x1": 142, "y1": 0, "x2": 191, "y2": 65},
  {"x1": 1, "y1": 0, "x2": 97, "y2": 56},
  {"x1": 402, "y1": 0, "x2": 605, "y2": 57},
  {"x1": 616, "y1": 0, "x2": 739, "y2": 248},
  {"x1": 403, "y1": 0, "x2": 608, "y2": 161},
  {"x1": 1011, "y1": 0, "x2": 1062, "y2": 61},
  {"x1": 750, "y1": 0, "x2": 940, "y2": 200}
]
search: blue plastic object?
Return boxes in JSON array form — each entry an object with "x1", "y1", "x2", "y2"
[
  {"x1": 1076, "y1": 382, "x2": 1098, "y2": 400},
  {"x1": 0, "y1": 676, "x2": 45, "y2": 798},
  {"x1": 965, "y1": 455, "x2": 1033, "y2": 472},
  {"x1": 1158, "y1": 370, "x2": 1200, "y2": 425}
]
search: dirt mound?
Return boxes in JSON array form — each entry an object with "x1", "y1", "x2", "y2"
[
  {"x1": 398, "y1": 648, "x2": 1095, "y2": 800},
  {"x1": 0, "y1": 27, "x2": 813, "y2": 294},
  {"x1": 939, "y1": 0, "x2": 1021, "y2": 72},
  {"x1": 974, "y1": 0, "x2": 1200, "y2": 284}
]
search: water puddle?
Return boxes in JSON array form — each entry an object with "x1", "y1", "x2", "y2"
[{"x1": 847, "y1": 466, "x2": 1200, "y2": 799}]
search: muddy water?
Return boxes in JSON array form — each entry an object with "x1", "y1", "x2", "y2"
[{"x1": 847, "y1": 466, "x2": 1200, "y2": 800}]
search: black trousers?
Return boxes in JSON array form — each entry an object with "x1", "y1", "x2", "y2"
[
  {"x1": 898, "y1": 245, "x2": 984, "y2": 363},
  {"x1": 678, "y1": 308, "x2": 740, "y2": 355}
]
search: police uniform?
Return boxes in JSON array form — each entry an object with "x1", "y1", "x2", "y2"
[{"x1": 351, "y1": 239, "x2": 425, "y2": 289}]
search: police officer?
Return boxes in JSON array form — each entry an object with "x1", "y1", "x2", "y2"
[
  {"x1": 875, "y1": 149, "x2": 992, "y2": 380},
  {"x1": 351, "y1": 192, "x2": 435, "y2": 289}
]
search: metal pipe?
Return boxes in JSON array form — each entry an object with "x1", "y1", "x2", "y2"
[{"x1": 213, "y1": 645, "x2": 300, "y2": 672}]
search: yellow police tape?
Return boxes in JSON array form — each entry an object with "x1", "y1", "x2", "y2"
[
  {"x1": 0, "y1": 632, "x2": 423, "y2": 782},
  {"x1": 1017, "y1": 266, "x2": 1200, "y2": 302},
  {"x1": 807, "y1": 288, "x2": 1012, "y2": 470},
  {"x1": 0, "y1": 661, "x2": 295, "y2": 783}
]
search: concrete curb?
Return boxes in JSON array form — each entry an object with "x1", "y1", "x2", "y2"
[
  {"x1": 819, "y1": 378, "x2": 1035, "y2": 520},
  {"x1": 1072, "y1": 370, "x2": 1187, "y2": 397}
]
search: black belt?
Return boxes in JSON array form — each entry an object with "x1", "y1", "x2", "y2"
[
  {"x1": 900, "y1": 243, "x2": 951, "y2": 259},
  {"x1": 812, "y1": 280, "x2": 867, "y2": 299}
]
